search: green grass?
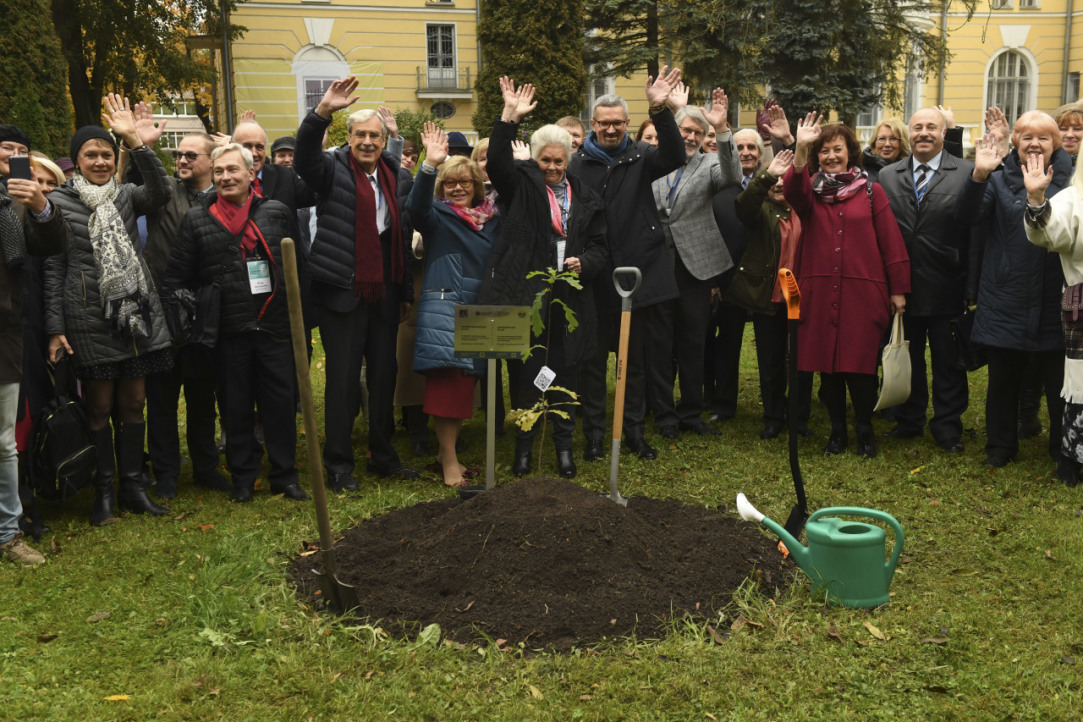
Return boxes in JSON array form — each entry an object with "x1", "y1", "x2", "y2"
[{"x1": 3, "y1": 326, "x2": 1082, "y2": 720}]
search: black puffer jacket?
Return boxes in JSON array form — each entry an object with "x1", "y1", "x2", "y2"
[
  {"x1": 165, "y1": 193, "x2": 298, "y2": 340},
  {"x1": 479, "y1": 119, "x2": 609, "y2": 366},
  {"x1": 569, "y1": 108, "x2": 685, "y2": 312},
  {"x1": 41, "y1": 147, "x2": 173, "y2": 369}
]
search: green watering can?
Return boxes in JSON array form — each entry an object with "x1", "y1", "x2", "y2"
[{"x1": 737, "y1": 493, "x2": 904, "y2": 608}]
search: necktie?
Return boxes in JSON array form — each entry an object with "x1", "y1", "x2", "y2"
[
  {"x1": 915, "y1": 164, "x2": 930, "y2": 201},
  {"x1": 252, "y1": 176, "x2": 263, "y2": 197}
]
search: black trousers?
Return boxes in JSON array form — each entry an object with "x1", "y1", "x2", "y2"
[
  {"x1": 656, "y1": 254, "x2": 713, "y2": 426},
  {"x1": 216, "y1": 331, "x2": 298, "y2": 489},
  {"x1": 319, "y1": 299, "x2": 401, "y2": 472},
  {"x1": 581, "y1": 304, "x2": 655, "y2": 441},
  {"x1": 985, "y1": 347, "x2": 1064, "y2": 460},
  {"x1": 146, "y1": 344, "x2": 219, "y2": 483},
  {"x1": 514, "y1": 329, "x2": 578, "y2": 449},
  {"x1": 893, "y1": 314, "x2": 969, "y2": 444},
  {"x1": 752, "y1": 312, "x2": 812, "y2": 426},
  {"x1": 704, "y1": 301, "x2": 748, "y2": 419},
  {"x1": 820, "y1": 372, "x2": 878, "y2": 431}
]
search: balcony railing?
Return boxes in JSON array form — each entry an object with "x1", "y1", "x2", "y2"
[{"x1": 416, "y1": 65, "x2": 473, "y2": 95}]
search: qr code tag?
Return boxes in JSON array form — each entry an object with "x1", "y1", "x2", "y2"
[{"x1": 533, "y1": 365, "x2": 556, "y2": 392}]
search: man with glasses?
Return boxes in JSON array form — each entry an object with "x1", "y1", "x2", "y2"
[
  {"x1": 570, "y1": 66, "x2": 686, "y2": 461},
  {"x1": 293, "y1": 76, "x2": 417, "y2": 489}
]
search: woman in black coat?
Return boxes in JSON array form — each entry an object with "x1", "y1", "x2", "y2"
[
  {"x1": 37, "y1": 95, "x2": 173, "y2": 525},
  {"x1": 479, "y1": 78, "x2": 609, "y2": 479}
]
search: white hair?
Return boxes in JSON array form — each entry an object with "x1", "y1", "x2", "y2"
[
  {"x1": 733, "y1": 128, "x2": 765, "y2": 156},
  {"x1": 530, "y1": 124, "x2": 573, "y2": 161},
  {"x1": 346, "y1": 108, "x2": 386, "y2": 135},
  {"x1": 675, "y1": 107, "x2": 709, "y2": 133},
  {"x1": 211, "y1": 143, "x2": 254, "y2": 169}
]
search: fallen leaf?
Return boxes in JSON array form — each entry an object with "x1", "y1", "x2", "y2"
[
  {"x1": 827, "y1": 624, "x2": 843, "y2": 642},
  {"x1": 579, "y1": 694, "x2": 593, "y2": 701},
  {"x1": 527, "y1": 684, "x2": 543, "y2": 700},
  {"x1": 37, "y1": 634, "x2": 58, "y2": 643},
  {"x1": 299, "y1": 550, "x2": 317, "y2": 557},
  {"x1": 610, "y1": 618, "x2": 617, "y2": 626},
  {"x1": 929, "y1": 498, "x2": 941, "y2": 506},
  {"x1": 1045, "y1": 549, "x2": 1054, "y2": 560},
  {"x1": 863, "y1": 621, "x2": 887, "y2": 640},
  {"x1": 1, "y1": 616, "x2": 15, "y2": 622},
  {"x1": 331, "y1": 673, "x2": 342, "y2": 683},
  {"x1": 104, "y1": 695, "x2": 129, "y2": 701},
  {"x1": 455, "y1": 600, "x2": 475, "y2": 613},
  {"x1": 921, "y1": 637, "x2": 949, "y2": 644},
  {"x1": 50, "y1": 538, "x2": 60, "y2": 554},
  {"x1": 174, "y1": 512, "x2": 188, "y2": 521},
  {"x1": 495, "y1": 638, "x2": 507, "y2": 648},
  {"x1": 731, "y1": 616, "x2": 747, "y2": 633},
  {"x1": 706, "y1": 715, "x2": 718, "y2": 721},
  {"x1": 199, "y1": 524, "x2": 214, "y2": 531},
  {"x1": 705, "y1": 625, "x2": 725, "y2": 645},
  {"x1": 86, "y1": 612, "x2": 111, "y2": 623},
  {"x1": 364, "y1": 671, "x2": 373, "y2": 679}
]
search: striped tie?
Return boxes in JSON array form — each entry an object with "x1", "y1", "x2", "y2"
[{"x1": 915, "y1": 164, "x2": 930, "y2": 201}]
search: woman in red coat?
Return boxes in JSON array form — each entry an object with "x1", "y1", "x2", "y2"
[{"x1": 783, "y1": 113, "x2": 910, "y2": 458}]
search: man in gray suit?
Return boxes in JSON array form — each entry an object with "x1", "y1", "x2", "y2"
[{"x1": 651, "y1": 89, "x2": 742, "y2": 436}]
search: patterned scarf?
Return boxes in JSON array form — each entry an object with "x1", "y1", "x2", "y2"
[
  {"x1": 72, "y1": 174, "x2": 151, "y2": 339},
  {"x1": 810, "y1": 167, "x2": 869, "y2": 203},
  {"x1": 0, "y1": 188, "x2": 25, "y2": 269},
  {"x1": 436, "y1": 196, "x2": 498, "y2": 232}
]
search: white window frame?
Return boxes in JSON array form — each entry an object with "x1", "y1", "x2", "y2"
[
  {"x1": 425, "y1": 23, "x2": 458, "y2": 89},
  {"x1": 292, "y1": 46, "x2": 350, "y2": 123},
  {"x1": 984, "y1": 48, "x2": 1037, "y2": 125}
]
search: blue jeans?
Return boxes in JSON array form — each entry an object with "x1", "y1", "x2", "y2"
[{"x1": 0, "y1": 383, "x2": 21, "y2": 544}]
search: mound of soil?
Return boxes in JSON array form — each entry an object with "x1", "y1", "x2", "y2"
[{"x1": 291, "y1": 478, "x2": 793, "y2": 651}]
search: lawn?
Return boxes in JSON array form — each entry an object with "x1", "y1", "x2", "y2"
[{"x1": 2, "y1": 327, "x2": 1082, "y2": 720}]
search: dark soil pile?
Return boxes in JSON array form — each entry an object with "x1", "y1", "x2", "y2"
[{"x1": 291, "y1": 478, "x2": 793, "y2": 651}]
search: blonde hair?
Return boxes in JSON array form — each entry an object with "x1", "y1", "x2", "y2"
[
  {"x1": 471, "y1": 137, "x2": 489, "y2": 162},
  {"x1": 1012, "y1": 110, "x2": 1061, "y2": 150},
  {"x1": 869, "y1": 118, "x2": 911, "y2": 158},
  {"x1": 435, "y1": 156, "x2": 485, "y2": 206},
  {"x1": 211, "y1": 143, "x2": 254, "y2": 169},
  {"x1": 29, "y1": 152, "x2": 65, "y2": 188}
]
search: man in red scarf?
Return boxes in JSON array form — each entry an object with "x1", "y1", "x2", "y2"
[
  {"x1": 164, "y1": 144, "x2": 309, "y2": 503},
  {"x1": 293, "y1": 77, "x2": 418, "y2": 489}
]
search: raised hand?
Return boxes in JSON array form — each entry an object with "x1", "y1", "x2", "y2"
[
  {"x1": 756, "y1": 99, "x2": 779, "y2": 141},
  {"x1": 420, "y1": 121, "x2": 448, "y2": 167},
  {"x1": 317, "y1": 77, "x2": 360, "y2": 118},
  {"x1": 935, "y1": 104, "x2": 956, "y2": 129},
  {"x1": 972, "y1": 133, "x2": 1002, "y2": 182},
  {"x1": 378, "y1": 106, "x2": 399, "y2": 138},
  {"x1": 211, "y1": 131, "x2": 231, "y2": 148},
  {"x1": 239, "y1": 109, "x2": 257, "y2": 123},
  {"x1": 499, "y1": 76, "x2": 537, "y2": 123},
  {"x1": 702, "y1": 88, "x2": 729, "y2": 131},
  {"x1": 645, "y1": 64, "x2": 682, "y2": 108},
  {"x1": 102, "y1": 93, "x2": 139, "y2": 147},
  {"x1": 767, "y1": 148, "x2": 794, "y2": 178},
  {"x1": 668, "y1": 81, "x2": 689, "y2": 113},
  {"x1": 795, "y1": 111, "x2": 822, "y2": 148},
  {"x1": 985, "y1": 106, "x2": 1011, "y2": 157},
  {"x1": 762, "y1": 104, "x2": 794, "y2": 145},
  {"x1": 133, "y1": 101, "x2": 167, "y2": 148},
  {"x1": 511, "y1": 139, "x2": 530, "y2": 161},
  {"x1": 1022, "y1": 152, "x2": 1053, "y2": 205}
]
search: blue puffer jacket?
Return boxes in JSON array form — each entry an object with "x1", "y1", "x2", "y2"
[
  {"x1": 956, "y1": 148, "x2": 1074, "y2": 351},
  {"x1": 406, "y1": 168, "x2": 500, "y2": 374}
]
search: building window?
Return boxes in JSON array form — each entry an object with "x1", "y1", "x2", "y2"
[
  {"x1": 583, "y1": 70, "x2": 615, "y2": 122},
  {"x1": 426, "y1": 24, "x2": 456, "y2": 88},
  {"x1": 1019, "y1": 0, "x2": 1039, "y2": 6},
  {"x1": 431, "y1": 101, "x2": 455, "y2": 120},
  {"x1": 991, "y1": 0, "x2": 1012, "y2": 9},
  {"x1": 304, "y1": 78, "x2": 335, "y2": 111},
  {"x1": 1067, "y1": 72, "x2": 1080, "y2": 104},
  {"x1": 987, "y1": 50, "x2": 1032, "y2": 123}
]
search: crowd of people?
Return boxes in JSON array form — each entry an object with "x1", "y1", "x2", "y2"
[{"x1": 3, "y1": 67, "x2": 1083, "y2": 567}]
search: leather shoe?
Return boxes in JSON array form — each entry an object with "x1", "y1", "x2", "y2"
[
  {"x1": 154, "y1": 476, "x2": 178, "y2": 499},
  {"x1": 512, "y1": 449, "x2": 532, "y2": 477},
  {"x1": 824, "y1": 431, "x2": 847, "y2": 456},
  {"x1": 708, "y1": 411, "x2": 734, "y2": 422},
  {"x1": 883, "y1": 425, "x2": 922, "y2": 440},
  {"x1": 583, "y1": 438, "x2": 605, "y2": 462},
  {"x1": 231, "y1": 485, "x2": 254, "y2": 503},
  {"x1": 276, "y1": 483, "x2": 311, "y2": 501},
  {"x1": 658, "y1": 425, "x2": 679, "y2": 439},
  {"x1": 367, "y1": 462, "x2": 421, "y2": 480},
  {"x1": 983, "y1": 453, "x2": 1014, "y2": 468},
  {"x1": 939, "y1": 439, "x2": 965, "y2": 453},
  {"x1": 680, "y1": 420, "x2": 721, "y2": 436},
  {"x1": 328, "y1": 472, "x2": 359, "y2": 492},
  {"x1": 856, "y1": 425, "x2": 877, "y2": 459},
  {"x1": 760, "y1": 423, "x2": 783, "y2": 440},
  {"x1": 556, "y1": 449, "x2": 576, "y2": 478},
  {"x1": 625, "y1": 436, "x2": 658, "y2": 460},
  {"x1": 194, "y1": 469, "x2": 233, "y2": 492}
]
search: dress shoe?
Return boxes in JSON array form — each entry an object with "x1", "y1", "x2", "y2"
[
  {"x1": 194, "y1": 469, "x2": 233, "y2": 492},
  {"x1": 856, "y1": 425, "x2": 877, "y2": 459},
  {"x1": 1018, "y1": 417, "x2": 1042, "y2": 439},
  {"x1": 795, "y1": 422, "x2": 813, "y2": 437},
  {"x1": 760, "y1": 423, "x2": 784, "y2": 440},
  {"x1": 583, "y1": 438, "x2": 605, "y2": 462},
  {"x1": 328, "y1": 472, "x2": 359, "y2": 492},
  {"x1": 983, "y1": 453, "x2": 1014, "y2": 468},
  {"x1": 231, "y1": 485, "x2": 254, "y2": 503},
  {"x1": 512, "y1": 449, "x2": 532, "y2": 477},
  {"x1": 366, "y1": 462, "x2": 421, "y2": 480},
  {"x1": 883, "y1": 425, "x2": 922, "y2": 440},
  {"x1": 154, "y1": 476, "x2": 178, "y2": 499},
  {"x1": 275, "y1": 483, "x2": 311, "y2": 501},
  {"x1": 680, "y1": 420, "x2": 721, "y2": 436},
  {"x1": 658, "y1": 425, "x2": 679, "y2": 439},
  {"x1": 824, "y1": 430, "x2": 848, "y2": 456},
  {"x1": 939, "y1": 439, "x2": 965, "y2": 453},
  {"x1": 625, "y1": 436, "x2": 658, "y2": 460},
  {"x1": 556, "y1": 449, "x2": 577, "y2": 478}
]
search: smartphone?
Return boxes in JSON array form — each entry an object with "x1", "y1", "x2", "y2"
[{"x1": 8, "y1": 155, "x2": 32, "y2": 181}]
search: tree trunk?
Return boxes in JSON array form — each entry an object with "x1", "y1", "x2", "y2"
[
  {"x1": 646, "y1": 1, "x2": 659, "y2": 79},
  {"x1": 51, "y1": 0, "x2": 98, "y2": 129}
]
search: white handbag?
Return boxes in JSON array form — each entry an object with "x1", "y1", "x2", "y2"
[{"x1": 874, "y1": 313, "x2": 911, "y2": 411}]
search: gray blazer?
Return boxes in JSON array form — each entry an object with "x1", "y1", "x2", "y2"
[{"x1": 652, "y1": 131, "x2": 743, "y2": 280}]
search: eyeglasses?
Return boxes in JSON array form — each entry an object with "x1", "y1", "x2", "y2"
[
  {"x1": 442, "y1": 178, "x2": 473, "y2": 190},
  {"x1": 875, "y1": 136, "x2": 901, "y2": 144},
  {"x1": 593, "y1": 119, "x2": 628, "y2": 130},
  {"x1": 172, "y1": 151, "x2": 208, "y2": 162}
]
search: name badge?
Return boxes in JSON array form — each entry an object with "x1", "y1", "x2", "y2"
[
  {"x1": 247, "y1": 260, "x2": 271, "y2": 294},
  {"x1": 556, "y1": 240, "x2": 566, "y2": 272}
]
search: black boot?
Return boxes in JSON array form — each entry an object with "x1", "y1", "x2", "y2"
[
  {"x1": 90, "y1": 425, "x2": 117, "y2": 526},
  {"x1": 856, "y1": 424, "x2": 877, "y2": 459},
  {"x1": 116, "y1": 422, "x2": 169, "y2": 516},
  {"x1": 556, "y1": 448, "x2": 577, "y2": 479},
  {"x1": 824, "y1": 426, "x2": 848, "y2": 456},
  {"x1": 512, "y1": 439, "x2": 532, "y2": 477},
  {"x1": 1057, "y1": 454, "x2": 1081, "y2": 487}
]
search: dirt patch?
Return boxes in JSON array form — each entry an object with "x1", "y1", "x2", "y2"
[{"x1": 291, "y1": 478, "x2": 793, "y2": 651}]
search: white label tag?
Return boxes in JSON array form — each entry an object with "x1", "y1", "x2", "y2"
[
  {"x1": 247, "y1": 260, "x2": 271, "y2": 294},
  {"x1": 556, "y1": 239, "x2": 566, "y2": 272},
  {"x1": 533, "y1": 365, "x2": 556, "y2": 392}
]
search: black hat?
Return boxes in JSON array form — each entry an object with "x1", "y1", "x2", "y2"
[
  {"x1": 447, "y1": 131, "x2": 473, "y2": 155},
  {"x1": 0, "y1": 124, "x2": 31, "y2": 151},
  {"x1": 69, "y1": 126, "x2": 117, "y2": 161},
  {"x1": 270, "y1": 136, "x2": 296, "y2": 155}
]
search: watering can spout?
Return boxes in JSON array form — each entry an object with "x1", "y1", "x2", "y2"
[{"x1": 736, "y1": 494, "x2": 810, "y2": 569}]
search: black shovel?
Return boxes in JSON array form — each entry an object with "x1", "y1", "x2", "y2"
[
  {"x1": 282, "y1": 238, "x2": 359, "y2": 613},
  {"x1": 778, "y1": 268, "x2": 809, "y2": 539}
]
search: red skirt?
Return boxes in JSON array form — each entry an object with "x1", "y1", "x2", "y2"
[{"x1": 423, "y1": 368, "x2": 476, "y2": 419}]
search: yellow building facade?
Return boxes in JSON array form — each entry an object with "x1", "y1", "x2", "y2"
[{"x1": 217, "y1": 0, "x2": 1080, "y2": 149}]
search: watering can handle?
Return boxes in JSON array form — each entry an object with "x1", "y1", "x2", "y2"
[{"x1": 808, "y1": 507, "x2": 905, "y2": 574}]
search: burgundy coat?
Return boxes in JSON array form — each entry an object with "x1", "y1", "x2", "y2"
[{"x1": 783, "y1": 166, "x2": 910, "y2": 374}]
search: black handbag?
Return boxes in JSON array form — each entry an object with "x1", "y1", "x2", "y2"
[
  {"x1": 949, "y1": 308, "x2": 988, "y2": 372},
  {"x1": 29, "y1": 357, "x2": 97, "y2": 501}
]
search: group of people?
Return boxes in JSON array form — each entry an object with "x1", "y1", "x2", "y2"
[{"x1": 3, "y1": 65, "x2": 1083, "y2": 567}]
